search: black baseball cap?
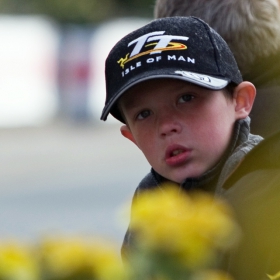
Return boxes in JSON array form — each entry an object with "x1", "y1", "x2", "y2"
[{"x1": 101, "y1": 16, "x2": 242, "y2": 122}]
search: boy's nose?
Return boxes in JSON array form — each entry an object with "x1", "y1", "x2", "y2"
[{"x1": 158, "y1": 112, "x2": 182, "y2": 137}]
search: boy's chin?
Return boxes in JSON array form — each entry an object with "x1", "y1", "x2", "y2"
[{"x1": 166, "y1": 170, "x2": 205, "y2": 184}]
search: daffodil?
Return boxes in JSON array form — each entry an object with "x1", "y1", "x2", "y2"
[
  {"x1": 0, "y1": 241, "x2": 39, "y2": 280},
  {"x1": 87, "y1": 240, "x2": 128, "y2": 280},
  {"x1": 38, "y1": 235, "x2": 127, "y2": 280},
  {"x1": 129, "y1": 184, "x2": 240, "y2": 271}
]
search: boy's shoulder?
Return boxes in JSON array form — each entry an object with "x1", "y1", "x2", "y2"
[
  {"x1": 133, "y1": 169, "x2": 165, "y2": 198},
  {"x1": 220, "y1": 129, "x2": 280, "y2": 279},
  {"x1": 222, "y1": 129, "x2": 280, "y2": 191}
]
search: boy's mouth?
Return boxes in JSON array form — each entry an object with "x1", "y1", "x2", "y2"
[
  {"x1": 165, "y1": 145, "x2": 191, "y2": 166},
  {"x1": 171, "y1": 149, "x2": 184, "y2": 156}
]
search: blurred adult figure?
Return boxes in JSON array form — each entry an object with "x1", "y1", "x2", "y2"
[{"x1": 154, "y1": 0, "x2": 280, "y2": 138}]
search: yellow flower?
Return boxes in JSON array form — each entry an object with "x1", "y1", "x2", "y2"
[
  {"x1": 39, "y1": 235, "x2": 126, "y2": 280},
  {"x1": 39, "y1": 236, "x2": 90, "y2": 278},
  {"x1": 129, "y1": 184, "x2": 240, "y2": 270},
  {"x1": 87, "y1": 241, "x2": 128, "y2": 280},
  {"x1": 0, "y1": 241, "x2": 39, "y2": 280},
  {"x1": 191, "y1": 269, "x2": 234, "y2": 280}
]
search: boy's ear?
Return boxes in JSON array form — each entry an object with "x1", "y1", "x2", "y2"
[
  {"x1": 120, "y1": 125, "x2": 137, "y2": 146},
  {"x1": 234, "y1": 81, "x2": 256, "y2": 119}
]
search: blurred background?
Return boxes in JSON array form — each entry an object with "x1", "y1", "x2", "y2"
[{"x1": 0, "y1": 0, "x2": 154, "y2": 249}]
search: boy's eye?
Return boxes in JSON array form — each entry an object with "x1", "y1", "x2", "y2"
[
  {"x1": 136, "y1": 109, "x2": 151, "y2": 120},
  {"x1": 178, "y1": 94, "x2": 194, "y2": 103}
]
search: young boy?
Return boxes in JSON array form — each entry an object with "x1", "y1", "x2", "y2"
[{"x1": 100, "y1": 16, "x2": 263, "y2": 258}]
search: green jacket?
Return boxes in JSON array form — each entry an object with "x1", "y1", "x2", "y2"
[{"x1": 220, "y1": 129, "x2": 280, "y2": 280}]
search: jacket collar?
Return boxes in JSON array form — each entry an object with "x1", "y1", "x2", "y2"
[{"x1": 222, "y1": 127, "x2": 280, "y2": 190}]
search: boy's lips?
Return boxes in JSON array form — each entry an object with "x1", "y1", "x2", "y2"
[{"x1": 165, "y1": 144, "x2": 191, "y2": 166}]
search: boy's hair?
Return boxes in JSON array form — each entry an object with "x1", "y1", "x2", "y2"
[
  {"x1": 154, "y1": 0, "x2": 280, "y2": 76},
  {"x1": 100, "y1": 16, "x2": 242, "y2": 123},
  {"x1": 224, "y1": 83, "x2": 236, "y2": 99}
]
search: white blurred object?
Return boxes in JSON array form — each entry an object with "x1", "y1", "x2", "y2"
[
  {"x1": 88, "y1": 17, "x2": 150, "y2": 124},
  {"x1": 0, "y1": 15, "x2": 59, "y2": 127}
]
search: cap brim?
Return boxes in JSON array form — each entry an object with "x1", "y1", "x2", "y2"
[{"x1": 100, "y1": 70, "x2": 229, "y2": 121}]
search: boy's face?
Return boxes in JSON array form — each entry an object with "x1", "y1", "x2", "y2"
[{"x1": 119, "y1": 79, "x2": 246, "y2": 183}]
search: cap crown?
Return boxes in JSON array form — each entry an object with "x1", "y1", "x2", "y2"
[{"x1": 101, "y1": 16, "x2": 242, "y2": 122}]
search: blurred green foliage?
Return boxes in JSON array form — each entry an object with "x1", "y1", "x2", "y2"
[{"x1": 0, "y1": 0, "x2": 154, "y2": 23}]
